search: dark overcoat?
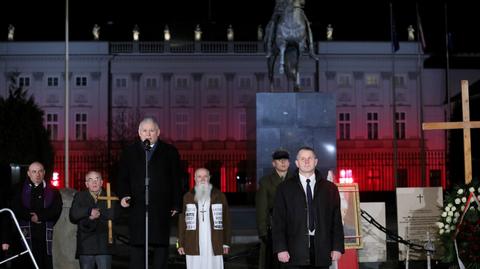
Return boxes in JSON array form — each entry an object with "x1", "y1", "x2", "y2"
[
  {"x1": 255, "y1": 170, "x2": 291, "y2": 237},
  {"x1": 69, "y1": 189, "x2": 116, "y2": 257},
  {"x1": 272, "y1": 170, "x2": 344, "y2": 267},
  {"x1": 117, "y1": 140, "x2": 182, "y2": 245}
]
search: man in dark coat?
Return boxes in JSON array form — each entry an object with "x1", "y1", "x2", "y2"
[
  {"x1": 117, "y1": 117, "x2": 183, "y2": 269},
  {"x1": 256, "y1": 149, "x2": 291, "y2": 269},
  {"x1": 70, "y1": 171, "x2": 116, "y2": 269},
  {"x1": 272, "y1": 147, "x2": 344, "y2": 269},
  {"x1": 11, "y1": 162, "x2": 63, "y2": 269}
]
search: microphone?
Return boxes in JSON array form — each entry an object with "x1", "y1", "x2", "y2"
[{"x1": 143, "y1": 139, "x2": 151, "y2": 150}]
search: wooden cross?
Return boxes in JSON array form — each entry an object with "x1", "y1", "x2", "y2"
[
  {"x1": 97, "y1": 183, "x2": 119, "y2": 244},
  {"x1": 422, "y1": 80, "x2": 480, "y2": 184}
]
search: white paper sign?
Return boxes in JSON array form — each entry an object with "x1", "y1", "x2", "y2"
[
  {"x1": 212, "y1": 203, "x2": 223, "y2": 230},
  {"x1": 185, "y1": 203, "x2": 197, "y2": 230},
  {"x1": 396, "y1": 187, "x2": 443, "y2": 260},
  {"x1": 358, "y1": 202, "x2": 387, "y2": 263}
]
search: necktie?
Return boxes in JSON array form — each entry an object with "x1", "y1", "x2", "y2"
[{"x1": 306, "y1": 179, "x2": 314, "y2": 232}]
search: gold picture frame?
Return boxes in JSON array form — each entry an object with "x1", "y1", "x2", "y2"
[{"x1": 336, "y1": 183, "x2": 362, "y2": 249}]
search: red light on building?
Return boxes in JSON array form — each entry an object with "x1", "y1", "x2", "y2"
[
  {"x1": 188, "y1": 166, "x2": 195, "y2": 189},
  {"x1": 50, "y1": 172, "x2": 61, "y2": 188},
  {"x1": 339, "y1": 169, "x2": 353, "y2": 184}
]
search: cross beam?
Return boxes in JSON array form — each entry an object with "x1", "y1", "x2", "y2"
[
  {"x1": 422, "y1": 80, "x2": 480, "y2": 184},
  {"x1": 97, "y1": 183, "x2": 119, "y2": 244}
]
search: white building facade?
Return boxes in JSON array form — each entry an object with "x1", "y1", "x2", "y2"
[{"x1": 1, "y1": 40, "x2": 463, "y2": 191}]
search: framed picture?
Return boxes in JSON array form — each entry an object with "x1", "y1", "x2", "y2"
[{"x1": 336, "y1": 183, "x2": 362, "y2": 249}]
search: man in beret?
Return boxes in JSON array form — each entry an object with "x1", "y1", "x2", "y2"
[{"x1": 256, "y1": 149, "x2": 291, "y2": 269}]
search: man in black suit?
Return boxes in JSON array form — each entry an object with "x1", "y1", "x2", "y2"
[
  {"x1": 117, "y1": 117, "x2": 183, "y2": 269},
  {"x1": 272, "y1": 146, "x2": 344, "y2": 269}
]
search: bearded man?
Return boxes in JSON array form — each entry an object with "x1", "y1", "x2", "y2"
[{"x1": 177, "y1": 168, "x2": 231, "y2": 269}]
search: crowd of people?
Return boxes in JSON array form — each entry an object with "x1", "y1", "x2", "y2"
[{"x1": 0, "y1": 117, "x2": 345, "y2": 269}]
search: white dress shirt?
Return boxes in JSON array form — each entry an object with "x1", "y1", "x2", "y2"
[{"x1": 299, "y1": 173, "x2": 316, "y2": 235}]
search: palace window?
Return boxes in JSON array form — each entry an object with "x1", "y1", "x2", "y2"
[
  {"x1": 175, "y1": 113, "x2": 189, "y2": 140},
  {"x1": 145, "y1": 77, "x2": 157, "y2": 89},
  {"x1": 207, "y1": 113, "x2": 221, "y2": 140},
  {"x1": 239, "y1": 77, "x2": 252, "y2": 89},
  {"x1": 394, "y1": 75, "x2": 406, "y2": 88},
  {"x1": 75, "y1": 76, "x2": 88, "y2": 87},
  {"x1": 367, "y1": 112, "x2": 378, "y2": 140},
  {"x1": 395, "y1": 112, "x2": 406, "y2": 139},
  {"x1": 339, "y1": 112, "x2": 351, "y2": 140},
  {"x1": 176, "y1": 77, "x2": 189, "y2": 89},
  {"x1": 46, "y1": 113, "x2": 58, "y2": 140},
  {"x1": 19, "y1": 76, "x2": 31, "y2": 87},
  {"x1": 75, "y1": 113, "x2": 87, "y2": 140},
  {"x1": 207, "y1": 77, "x2": 220, "y2": 90},
  {"x1": 47, "y1": 76, "x2": 59, "y2": 87},
  {"x1": 239, "y1": 112, "x2": 247, "y2": 140},
  {"x1": 337, "y1": 74, "x2": 352, "y2": 88},
  {"x1": 115, "y1": 78, "x2": 127, "y2": 88},
  {"x1": 365, "y1": 74, "x2": 379, "y2": 87}
]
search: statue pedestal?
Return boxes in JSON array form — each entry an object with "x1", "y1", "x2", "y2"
[
  {"x1": 256, "y1": 92, "x2": 336, "y2": 178},
  {"x1": 52, "y1": 188, "x2": 80, "y2": 269}
]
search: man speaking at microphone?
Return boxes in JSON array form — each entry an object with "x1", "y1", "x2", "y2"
[{"x1": 117, "y1": 117, "x2": 183, "y2": 269}]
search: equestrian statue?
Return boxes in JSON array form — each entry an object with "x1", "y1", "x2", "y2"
[{"x1": 265, "y1": 0, "x2": 317, "y2": 92}]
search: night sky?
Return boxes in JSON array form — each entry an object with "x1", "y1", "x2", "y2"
[{"x1": 1, "y1": 1, "x2": 480, "y2": 55}]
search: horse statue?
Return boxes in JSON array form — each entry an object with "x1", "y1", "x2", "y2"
[{"x1": 266, "y1": 0, "x2": 317, "y2": 92}]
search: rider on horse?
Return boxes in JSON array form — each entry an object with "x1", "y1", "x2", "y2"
[
  {"x1": 264, "y1": 0, "x2": 315, "y2": 59},
  {"x1": 265, "y1": 0, "x2": 288, "y2": 58}
]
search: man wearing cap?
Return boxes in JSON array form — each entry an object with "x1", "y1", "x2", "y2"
[{"x1": 256, "y1": 149, "x2": 291, "y2": 269}]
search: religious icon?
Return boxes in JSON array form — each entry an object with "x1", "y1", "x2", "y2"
[{"x1": 337, "y1": 183, "x2": 362, "y2": 249}]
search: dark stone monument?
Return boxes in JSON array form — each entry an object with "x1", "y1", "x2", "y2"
[{"x1": 256, "y1": 92, "x2": 336, "y2": 180}]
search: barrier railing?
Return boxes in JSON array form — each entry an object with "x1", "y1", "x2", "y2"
[{"x1": 0, "y1": 208, "x2": 39, "y2": 269}]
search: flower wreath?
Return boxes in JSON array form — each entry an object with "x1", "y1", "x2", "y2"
[{"x1": 437, "y1": 181, "x2": 480, "y2": 267}]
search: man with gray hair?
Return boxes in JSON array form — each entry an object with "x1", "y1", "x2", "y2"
[
  {"x1": 70, "y1": 171, "x2": 116, "y2": 269},
  {"x1": 177, "y1": 168, "x2": 231, "y2": 269},
  {"x1": 117, "y1": 117, "x2": 183, "y2": 269}
]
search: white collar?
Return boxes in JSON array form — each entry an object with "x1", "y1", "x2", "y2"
[
  {"x1": 299, "y1": 173, "x2": 316, "y2": 184},
  {"x1": 30, "y1": 180, "x2": 46, "y2": 188}
]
